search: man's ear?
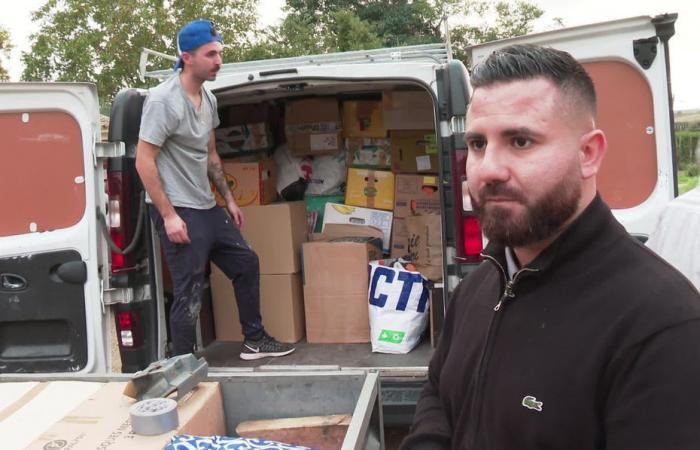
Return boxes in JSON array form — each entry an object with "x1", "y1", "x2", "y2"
[
  {"x1": 579, "y1": 129, "x2": 607, "y2": 179},
  {"x1": 181, "y1": 51, "x2": 193, "y2": 66}
]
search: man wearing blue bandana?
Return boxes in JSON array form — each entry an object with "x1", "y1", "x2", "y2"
[{"x1": 136, "y1": 20, "x2": 295, "y2": 360}]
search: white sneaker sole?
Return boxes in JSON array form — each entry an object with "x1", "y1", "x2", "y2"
[{"x1": 239, "y1": 347, "x2": 295, "y2": 361}]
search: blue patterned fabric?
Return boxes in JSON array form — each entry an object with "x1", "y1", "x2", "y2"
[{"x1": 165, "y1": 435, "x2": 319, "y2": 450}]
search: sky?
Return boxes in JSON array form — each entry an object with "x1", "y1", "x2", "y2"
[{"x1": 1, "y1": 0, "x2": 698, "y2": 110}]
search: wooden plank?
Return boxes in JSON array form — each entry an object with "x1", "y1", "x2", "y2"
[{"x1": 236, "y1": 414, "x2": 352, "y2": 450}]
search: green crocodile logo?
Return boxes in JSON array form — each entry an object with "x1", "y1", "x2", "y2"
[{"x1": 522, "y1": 395, "x2": 543, "y2": 412}]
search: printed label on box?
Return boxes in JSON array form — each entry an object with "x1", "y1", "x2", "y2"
[
  {"x1": 310, "y1": 133, "x2": 339, "y2": 151},
  {"x1": 416, "y1": 155, "x2": 432, "y2": 172}
]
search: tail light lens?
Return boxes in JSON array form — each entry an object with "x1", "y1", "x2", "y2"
[
  {"x1": 107, "y1": 169, "x2": 135, "y2": 274},
  {"x1": 463, "y1": 216, "x2": 484, "y2": 257},
  {"x1": 452, "y1": 148, "x2": 484, "y2": 261},
  {"x1": 116, "y1": 310, "x2": 143, "y2": 348}
]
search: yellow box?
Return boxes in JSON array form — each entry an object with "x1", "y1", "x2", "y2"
[
  {"x1": 342, "y1": 101, "x2": 387, "y2": 138},
  {"x1": 344, "y1": 168, "x2": 395, "y2": 211}
]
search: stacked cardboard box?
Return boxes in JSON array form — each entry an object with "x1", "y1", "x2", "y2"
[
  {"x1": 390, "y1": 174, "x2": 440, "y2": 258},
  {"x1": 210, "y1": 201, "x2": 308, "y2": 343},
  {"x1": 302, "y1": 224, "x2": 383, "y2": 343},
  {"x1": 216, "y1": 103, "x2": 276, "y2": 155},
  {"x1": 214, "y1": 158, "x2": 278, "y2": 207},
  {"x1": 286, "y1": 98, "x2": 343, "y2": 157}
]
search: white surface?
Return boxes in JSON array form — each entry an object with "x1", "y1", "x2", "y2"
[
  {"x1": 646, "y1": 187, "x2": 700, "y2": 290},
  {"x1": 0, "y1": 381, "x2": 103, "y2": 450}
]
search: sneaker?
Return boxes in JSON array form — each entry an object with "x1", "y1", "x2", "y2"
[{"x1": 239, "y1": 332, "x2": 295, "y2": 360}]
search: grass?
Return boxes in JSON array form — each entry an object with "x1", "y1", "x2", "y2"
[{"x1": 678, "y1": 171, "x2": 699, "y2": 194}]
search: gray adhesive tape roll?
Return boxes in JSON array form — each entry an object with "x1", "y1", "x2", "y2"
[{"x1": 130, "y1": 398, "x2": 179, "y2": 436}]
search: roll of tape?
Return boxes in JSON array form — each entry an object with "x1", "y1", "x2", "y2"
[{"x1": 130, "y1": 398, "x2": 179, "y2": 436}]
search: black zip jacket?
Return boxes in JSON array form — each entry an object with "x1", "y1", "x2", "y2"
[{"x1": 401, "y1": 195, "x2": 700, "y2": 450}]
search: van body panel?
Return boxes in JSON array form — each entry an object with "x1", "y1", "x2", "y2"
[{"x1": 0, "y1": 83, "x2": 108, "y2": 374}]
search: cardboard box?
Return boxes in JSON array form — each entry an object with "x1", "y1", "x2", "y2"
[
  {"x1": 27, "y1": 382, "x2": 224, "y2": 450},
  {"x1": 342, "y1": 100, "x2": 386, "y2": 138},
  {"x1": 405, "y1": 214, "x2": 443, "y2": 281},
  {"x1": 211, "y1": 269, "x2": 306, "y2": 343},
  {"x1": 390, "y1": 217, "x2": 408, "y2": 258},
  {"x1": 215, "y1": 123, "x2": 272, "y2": 155},
  {"x1": 345, "y1": 137, "x2": 392, "y2": 169},
  {"x1": 322, "y1": 203, "x2": 393, "y2": 253},
  {"x1": 302, "y1": 225, "x2": 384, "y2": 343},
  {"x1": 390, "y1": 130, "x2": 439, "y2": 173},
  {"x1": 345, "y1": 168, "x2": 395, "y2": 211},
  {"x1": 285, "y1": 98, "x2": 342, "y2": 156},
  {"x1": 393, "y1": 174, "x2": 441, "y2": 218},
  {"x1": 382, "y1": 90, "x2": 435, "y2": 130},
  {"x1": 226, "y1": 102, "x2": 275, "y2": 126},
  {"x1": 214, "y1": 159, "x2": 278, "y2": 207},
  {"x1": 240, "y1": 201, "x2": 308, "y2": 274}
]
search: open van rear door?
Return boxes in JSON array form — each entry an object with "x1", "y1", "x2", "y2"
[
  {"x1": 468, "y1": 14, "x2": 678, "y2": 239},
  {"x1": 0, "y1": 83, "x2": 110, "y2": 373}
]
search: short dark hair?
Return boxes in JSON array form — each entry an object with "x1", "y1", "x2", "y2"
[{"x1": 470, "y1": 44, "x2": 597, "y2": 118}]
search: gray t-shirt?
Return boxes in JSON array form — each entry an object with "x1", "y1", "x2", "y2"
[{"x1": 139, "y1": 74, "x2": 220, "y2": 209}]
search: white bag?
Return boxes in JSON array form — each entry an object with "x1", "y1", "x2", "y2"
[
  {"x1": 306, "y1": 150, "x2": 347, "y2": 195},
  {"x1": 368, "y1": 260, "x2": 430, "y2": 354}
]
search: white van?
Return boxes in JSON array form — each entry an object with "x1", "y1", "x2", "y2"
[{"x1": 0, "y1": 13, "x2": 678, "y2": 409}]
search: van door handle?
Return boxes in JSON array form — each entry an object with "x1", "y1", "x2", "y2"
[{"x1": 1, "y1": 273, "x2": 27, "y2": 291}]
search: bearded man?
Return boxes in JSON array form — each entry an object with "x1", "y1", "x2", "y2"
[{"x1": 400, "y1": 44, "x2": 700, "y2": 450}]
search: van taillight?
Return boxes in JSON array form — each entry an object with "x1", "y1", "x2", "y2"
[
  {"x1": 107, "y1": 170, "x2": 134, "y2": 274},
  {"x1": 463, "y1": 216, "x2": 483, "y2": 257},
  {"x1": 116, "y1": 310, "x2": 143, "y2": 348},
  {"x1": 452, "y1": 148, "x2": 483, "y2": 261}
]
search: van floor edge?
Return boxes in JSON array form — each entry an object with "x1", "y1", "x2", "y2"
[{"x1": 201, "y1": 339, "x2": 433, "y2": 368}]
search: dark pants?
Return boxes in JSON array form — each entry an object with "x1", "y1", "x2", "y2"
[{"x1": 149, "y1": 205, "x2": 263, "y2": 355}]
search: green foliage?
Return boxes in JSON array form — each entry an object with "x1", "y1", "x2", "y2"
[
  {"x1": 676, "y1": 130, "x2": 700, "y2": 167},
  {"x1": 246, "y1": 0, "x2": 548, "y2": 61},
  {"x1": 21, "y1": 0, "x2": 258, "y2": 105},
  {"x1": 0, "y1": 26, "x2": 12, "y2": 81}
]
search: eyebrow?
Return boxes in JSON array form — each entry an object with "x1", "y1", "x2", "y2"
[{"x1": 465, "y1": 127, "x2": 544, "y2": 141}]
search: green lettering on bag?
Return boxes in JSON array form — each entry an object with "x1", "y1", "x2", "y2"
[{"x1": 379, "y1": 329, "x2": 405, "y2": 344}]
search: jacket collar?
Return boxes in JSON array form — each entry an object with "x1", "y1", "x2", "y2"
[{"x1": 482, "y1": 194, "x2": 626, "y2": 275}]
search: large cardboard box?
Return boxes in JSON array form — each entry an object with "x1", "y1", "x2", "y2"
[
  {"x1": 26, "y1": 382, "x2": 224, "y2": 450},
  {"x1": 390, "y1": 130, "x2": 439, "y2": 173},
  {"x1": 322, "y1": 203, "x2": 393, "y2": 253},
  {"x1": 240, "y1": 201, "x2": 308, "y2": 274},
  {"x1": 393, "y1": 174, "x2": 441, "y2": 218},
  {"x1": 215, "y1": 123, "x2": 272, "y2": 155},
  {"x1": 382, "y1": 90, "x2": 435, "y2": 130},
  {"x1": 345, "y1": 168, "x2": 395, "y2": 211},
  {"x1": 218, "y1": 103, "x2": 277, "y2": 155},
  {"x1": 215, "y1": 159, "x2": 278, "y2": 207},
  {"x1": 342, "y1": 100, "x2": 386, "y2": 138},
  {"x1": 211, "y1": 268, "x2": 305, "y2": 343},
  {"x1": 345, "y1": 137, "x2": 392, "y2": 169},
  {"x1": 285, "y1": 98, "x2": 342, "y2": 156},
  {"x1": 302, "y1": 225, "x2": 384, "y2": 343}
]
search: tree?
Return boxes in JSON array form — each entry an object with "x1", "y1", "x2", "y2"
[
  {"x1": 245, "y1": 0, "x2": 551, "y2": 62},
  {"x1": 0, "y1": 26, "x2": 12, "y2": 81},
  {"x1": 22, "y1": 0, "x2": 258, "y2": 105}
]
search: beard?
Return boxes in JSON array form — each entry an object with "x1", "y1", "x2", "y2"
[{"x1": 469, "y1": 171, "x2": 581, "y2": 248}]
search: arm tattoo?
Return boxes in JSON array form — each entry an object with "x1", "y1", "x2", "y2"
[{"x1": 208, "y1": 158, "x2": 230, "y2": 199}]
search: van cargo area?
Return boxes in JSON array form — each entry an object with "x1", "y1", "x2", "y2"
[{"x1": 154, "y1": 80, "x2": 447, "y2": 373}]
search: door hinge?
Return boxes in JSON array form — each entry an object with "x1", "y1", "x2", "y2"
[
  {"x1": 95, "y1": 141, "x2": 126, "y2": 159},
  {"x1": 633, "y1": 37, "x2": 659, "y2": 70},
  {"x1": 103, "y1": 284, "x2": 151, "y2": 305}
]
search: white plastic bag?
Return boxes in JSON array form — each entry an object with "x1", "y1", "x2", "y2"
[
  {"x1": 368, "y1": 260, "x2": 430, "y2": 353},
  {"x1": 306, "y1": 150, "x2": 347, "y2": 195}
]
